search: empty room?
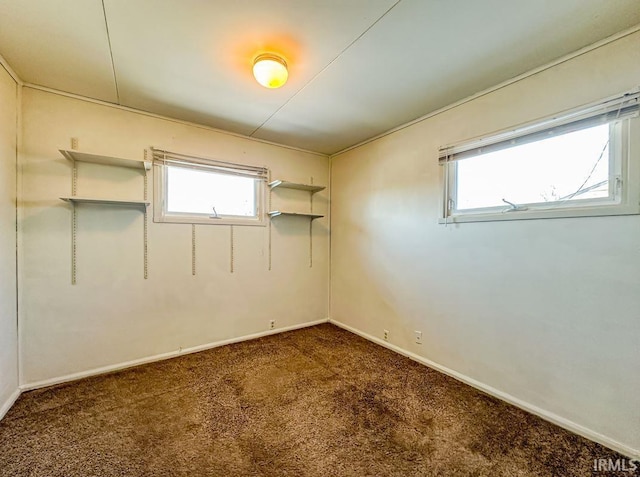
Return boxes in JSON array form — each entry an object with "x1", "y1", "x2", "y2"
[{"x1": 1, "y1": 1, "x2": 639, "y2": 475}]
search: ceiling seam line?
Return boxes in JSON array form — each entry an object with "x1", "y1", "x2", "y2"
[
  {"x1": 101, "y1": 0, "x2": 120, "y2": 104},
  {"x1": 248, "y1": 0, "x2": 403, "y2": 138}
]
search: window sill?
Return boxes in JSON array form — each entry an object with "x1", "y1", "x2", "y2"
[
  {"x1": 439, "y1": 203, "x2": 640, "y2": 223},
  {"x1": 154, "y1": 215, "x2": 266, "y2": 226}
]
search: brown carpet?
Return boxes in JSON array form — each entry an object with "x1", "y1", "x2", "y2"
[{"x1": 0, "y1": 324, "x2": 633, "y2": 476}]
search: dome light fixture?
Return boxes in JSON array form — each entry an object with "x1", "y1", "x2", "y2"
[{"x1": 253, "y1": 54, "x2": 288, "y2": 89}]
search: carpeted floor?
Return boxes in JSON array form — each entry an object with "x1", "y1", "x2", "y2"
[{"x1": 0, "y1": 324, "x2": 633, "y2": 476}]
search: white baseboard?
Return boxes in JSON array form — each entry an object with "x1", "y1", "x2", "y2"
[
  {"x1": 20, "y1": 318, "x2": 329, "y2": 392},
  {"x1": 0, "y1": 388, "x2": 21, "y2": 421},
  {"x1": 329, "y1": 319, "x2": 639, "y2": 460}
]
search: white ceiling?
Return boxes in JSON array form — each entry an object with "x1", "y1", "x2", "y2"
[{"x1": 1, "y1": 1, "x2": 639, "y2": 155}]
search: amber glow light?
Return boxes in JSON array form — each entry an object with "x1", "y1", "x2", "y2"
[{"x1": 253, "y1": 54, "x2": 288, "y2": 89}]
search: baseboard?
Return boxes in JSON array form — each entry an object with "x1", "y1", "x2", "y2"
[
  {"x1": 20, "y1": 318, "x2": 329, "y2": 392},
  {"x1": 0, "y1": 388, "x2": 21, "y2": 421},
  {"x1": 329, "y1": 319, "x2": 639, "y2": 460}
]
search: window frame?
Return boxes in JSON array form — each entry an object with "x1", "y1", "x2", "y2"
[
  {"x1": 153, "y1": 157, "x2": 267, "y2": 227},
  {"x1": 438, "y1": 93, "x2": 640, "y2": 224}
]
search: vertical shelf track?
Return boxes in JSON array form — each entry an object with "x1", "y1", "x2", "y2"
[
  {"x1": 143, "y1": 171, "x2": 149, "y2": 279},
  {"x1": 230, "y1": 225, "x2": 235, "y2": 273},
  {"x1": 192, "y1": 224, "x2": 196, "y2": 276},
  {"x1": 268, "y1": 170, "x2": 272, "y2": 271},
  {"x1": 309, "y1": 176, "x2": 314, "y2": 268},
  {"x1": 143, "y1": 148, "x2": 149, "y2": 279},
  {"x1": 71, "y1": 158, "x2": 78, "y2": 285}
]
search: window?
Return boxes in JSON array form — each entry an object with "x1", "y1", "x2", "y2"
[
  {"x1": 439, "y1": 91, "x2": 640, "y2": 223},
  {"x1": 153, "y1": 149, "x2": 267, "y2": 226}
]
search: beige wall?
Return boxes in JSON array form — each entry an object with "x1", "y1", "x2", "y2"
[
  {"x1": 20, "y1": 88, "x2": 329, "y2": 385},
  {"x1": 331, "y1": 31, "x2": 640, "y2": 455},
  {"x1": 0, "y1": 64, "x2": 18, "y2": 414}
]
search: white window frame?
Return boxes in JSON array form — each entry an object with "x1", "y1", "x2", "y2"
[
  {"x1": 438, "y1": 90, "x2": 640, "y2": 223},
  {"x1": 152, "y1": 149, "x2": 267, "y2": 226}
]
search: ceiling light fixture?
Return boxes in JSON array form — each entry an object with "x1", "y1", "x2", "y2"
[{"x1": 253, "y1": 54, "x2": 288, "y2": 89}]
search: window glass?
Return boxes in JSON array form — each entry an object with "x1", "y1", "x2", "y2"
[
  {"x1": 455, "y1": 124, "x2": 610, "y2": 210},
  {"x1": 166, "y1": 165, "x2": 256, "y2": 217}
]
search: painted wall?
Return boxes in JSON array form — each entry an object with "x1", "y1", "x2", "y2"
[
  {"x1": 20, "y1": 89, "x2": 329, "y2": 385},
  {"x1": 331, "y1": 31, "x2": 640, "y2": 455},
  {"x1": 0, "y1": 64, "x2": 18, "y2": 414}
]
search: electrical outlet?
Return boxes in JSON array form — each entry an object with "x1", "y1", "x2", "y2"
[
  {"x1": 269, "y1": 320, "x2": 276, "y2": 330},
  {"x1": 415, "y1": 331, "x2": 423, "y2": 344},
  {"x1": 383, "y1": 329, "x2": 389, "y2": 341}
]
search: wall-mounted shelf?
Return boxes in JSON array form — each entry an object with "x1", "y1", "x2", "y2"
[
  {"x1": 268, "y1": 177, "x2": 325, "y2": 269},
  {"x1": 268, "y1": 180, "x2": 325, "y2": 193},
  {"x1": 60, "y1": 150, "x2": 151, "y2": 171},
  {"x1": 268, "y1": 210, "x2": 324, "y2": 220},
  {"x1": 61, "y1": 196, "x2": 150, "y2": 209},
  {"x1": 62, "y1": 145, "x2": 151, "y2": 284}
]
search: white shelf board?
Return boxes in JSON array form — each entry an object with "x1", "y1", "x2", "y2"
[
  {"x1": 268, "y1": 210, "x2": 324, "y2": 220},
  {"x1": 60, "y1": 196, "x2": 150, "y2": 208},
  {"x1": 60, "y1": 150, "x2": 151, "y2": 171},
  {"x1": 268, "y1": 180, "x2": 325, "y2": 193}
]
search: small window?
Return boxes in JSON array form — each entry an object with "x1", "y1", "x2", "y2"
[
  {"x1": 153, "y1": 149, "x2": 267, "y2": 226},
  {"x1": 439, "y1": 91, "x2": 640, "y2": 223}
]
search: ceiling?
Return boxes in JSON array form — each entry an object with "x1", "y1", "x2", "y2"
[{"x1": 1, "y1": 1, "x2": 639, "y2": 155}]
